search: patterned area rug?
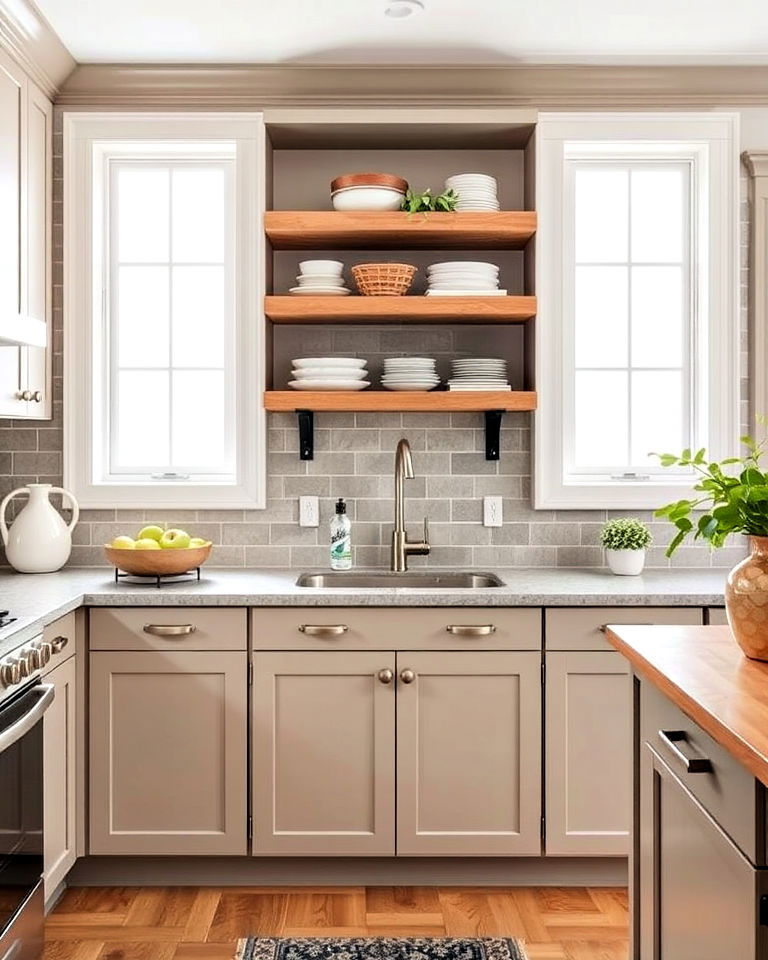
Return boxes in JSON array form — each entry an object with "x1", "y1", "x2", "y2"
[{"x1": 236, "y1": 938, "x2": 528, "y2": 960}]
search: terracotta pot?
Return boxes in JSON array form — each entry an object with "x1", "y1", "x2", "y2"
[{"x1": 725, "y1": 536, "x2": 768, "y2": 660}]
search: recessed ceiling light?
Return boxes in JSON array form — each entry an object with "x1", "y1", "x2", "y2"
[{"x1": 385, "y1": 0, "x2": 425, "y2": 18}]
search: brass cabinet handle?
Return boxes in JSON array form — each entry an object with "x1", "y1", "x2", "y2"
[
  {"x1": 142, "y1": 624, "x2": 196, "y2": 637},
  {"x1": 658, "y1": 730, "x2": 713, "y2": 774},
  {"x1": 50, "y1": 636, "x2": 68, "y2": 653},
  {"x1": 298, "y1": 624, "x2": 349, "y2": 637},
  {"x1": 400, "y1": 668, "x2": 416, "y2": 684},
  {"x1": 377, "y1": 668, "x2": 394, "y2": 685},
  {"x1": 446, "y1": 624, "x2": 496, "y2": 636}
]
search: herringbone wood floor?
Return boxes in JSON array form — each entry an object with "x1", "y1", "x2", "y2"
[{"x1": 44, "y1": 886, "x2": 629, "y2": 960}]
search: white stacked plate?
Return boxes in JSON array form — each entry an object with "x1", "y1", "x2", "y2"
[
  {"x1": 448, "y1": 358, "x2": 511, "y2": 391},
  {"x1": 289, "y1": 357, "x2": 370, "y2": 391},
  {"x1": 425, "y1": 261, "x2": 506, "y2": 297},
  {"x1": 289, "y1": 260, "x2": 351, "y2": 297},
  {"x1": 381, "y1": 357, "x2": 440, "y2": 392},
  {"x1": 445, "y1": 173, "x2": 500, "y2": 212}
]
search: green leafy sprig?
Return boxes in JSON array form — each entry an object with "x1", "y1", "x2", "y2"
[
  {"x1": 401, "y1": 187, "x2": 459, "y2": 214},
  {"x1": 654, "y1": 430, "x2": 768, "y2": 556},
  {"x1": 600, "y1": 518, "x2": 652, "y2": 551}
]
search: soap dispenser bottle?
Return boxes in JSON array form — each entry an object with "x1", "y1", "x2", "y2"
[{"x1": 330, "y1": 498, "x2": 352, "y2": 570}]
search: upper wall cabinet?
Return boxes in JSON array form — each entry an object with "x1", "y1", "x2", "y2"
[{"x1": 0, "y1": 48, "x2": 52, "y2": 419}]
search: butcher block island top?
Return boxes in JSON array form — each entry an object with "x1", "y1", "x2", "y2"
[{"x1": 606, "y1": 624, "x2": 768, "y2": 788}]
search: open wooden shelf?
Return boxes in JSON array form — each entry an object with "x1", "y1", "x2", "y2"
[
  {"x1": 263, "y1": 390, "x2": 537, "y2": 412},
  {"x1": 265, "y1": 295, "x2": 536, "y2": 324},
  {"x1": 264, "y1": 211, "x2": 537, "y2": 250}
]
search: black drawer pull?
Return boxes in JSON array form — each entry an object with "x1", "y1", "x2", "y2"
[{"x1": 659, "y1": 730, "x2": 713, "y2": 774}]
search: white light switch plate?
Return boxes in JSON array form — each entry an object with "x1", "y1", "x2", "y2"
[
  {"x1": 299, "y1": 496, "x2": 319, "y2": 527},
  {"x1": 483, "y1": 496, "x2": 503, "y2": 527}
]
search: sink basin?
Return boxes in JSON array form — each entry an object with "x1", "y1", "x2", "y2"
[{"x1": 295, "y1": 571, "x2": 505, "y2": 589}]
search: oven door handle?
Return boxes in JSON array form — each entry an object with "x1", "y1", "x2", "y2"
[{"x1": 0, "y1": 684, "x2": 54, "y2": 754}]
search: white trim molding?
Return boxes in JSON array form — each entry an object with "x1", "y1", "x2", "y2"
[
  {"x1": 535, "y1": 112, "x2": 741, "y2": 510},
  {"x1": 63, "y1": 112, "x2": 266, "y2": 510},
  {"x1": 0, "y1": 0, "x2": 74, "y2": 98},
  {"x1": 744, "y1": 150, "x2": 768, "y2": 443}
]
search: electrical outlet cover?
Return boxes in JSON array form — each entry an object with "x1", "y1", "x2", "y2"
[
  {"x1": 299, "y1": 496, "x2": 319, "y2": 527},
  {"x1": 483, "y1": 496, "x2": 503, "y2": 527}
]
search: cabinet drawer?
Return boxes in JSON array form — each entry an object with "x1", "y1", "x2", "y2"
[
  {"x1": 546, "y1": 607, "x2": 703, "y2": 651},
  {"x1": 42, "y1": 610, "x2": 76, "y2": 670},
  {"x1": 640, "y1": 678, "x2": 766, "y2": 865},
  {"x1": 251, "y1": 607, "x2": 541, "y2": 651},
  {"x1": 90, "y1": 608, "x2": 247, "y2": 651},
  {"x1": 707, "y1": 607, "x2": 729, "y2": 625}
]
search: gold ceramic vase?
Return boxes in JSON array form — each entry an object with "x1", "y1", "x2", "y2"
[{"x1": 725, "y1": 536, "x2": 768, "y2": 660}]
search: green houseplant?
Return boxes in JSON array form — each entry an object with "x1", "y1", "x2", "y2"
[
  {"x1": 400, "y1": 187, "x2": 459, "y2": 214},
  {"x1": 600, "y1": 518, "x2": 652, "y2": 575},
  {"x1": 654, "y1": 434, "x2": 768, "y2": 660}
]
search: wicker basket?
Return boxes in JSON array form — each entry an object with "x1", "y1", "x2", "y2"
[{"x1": 352, "y1": 262, "x2": 417, "y2": 296}]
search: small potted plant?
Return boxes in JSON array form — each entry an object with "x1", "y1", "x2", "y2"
[{"x1": 600, "y1": 518, "x2": 653, "y2": 576}]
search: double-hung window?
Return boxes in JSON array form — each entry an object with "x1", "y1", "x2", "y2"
[
  {"x1": 64, "y1": 113, "x2": 265, "y2": 509},
  {"x1": 535, "y1": 113, "x2": 740, "y2": 509}
]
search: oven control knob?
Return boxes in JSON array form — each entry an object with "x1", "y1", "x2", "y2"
[
  {"x1": 0, "y1": 658, "x2": 21, "y2": 687},
  {"x1": 30, "y1": 641, "x2": 51, "y2": 668},
  {"x1": 17, "y1": 653, "x2": 31, "y2": 679}
]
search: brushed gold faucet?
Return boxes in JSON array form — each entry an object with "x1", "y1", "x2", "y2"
[{"x1": 391, "y1": 438, "x2": 430, "y2": 572}]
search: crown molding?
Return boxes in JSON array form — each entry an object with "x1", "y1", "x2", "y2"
[
  {"x1": 57, "y1": 62, "x2": 768, "y2": 107},
  {"x1": 744, "y1": 151, "x2": 768, "y2": 178},
  {"x1": 0, "y1": 0, "x2": 74, "y2": 97}
]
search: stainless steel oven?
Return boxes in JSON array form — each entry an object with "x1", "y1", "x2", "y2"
[{"x1": 0, "y1": 676, "x2": 54, "y2": 960}]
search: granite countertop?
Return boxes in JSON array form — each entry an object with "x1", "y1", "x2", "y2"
[
  {"x1": 0, "y1": 566, "x2": 727, "y2": 655},
  {"x1": 606, "y1": 624, "x2": 768, "y2": 787}
]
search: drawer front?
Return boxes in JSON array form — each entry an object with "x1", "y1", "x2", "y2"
[
  {"x1": 90, "y1": 608, "x2": 247, "y2": 651},
  {"x1": 546, "y1": 607, "x2": 703, "y2": 651},
  {"x1": 251, "y1": 607, "x2": 541, "y2": 651},
  {"x1": 707, "y1": 607, "x2": 729, "y2": 625},
  {"x1": 42, "y1": 610, "x2": 76, "y2": 669},
  {"x1": 640, "y1": 677, "x2": 764, "y2": 865}
]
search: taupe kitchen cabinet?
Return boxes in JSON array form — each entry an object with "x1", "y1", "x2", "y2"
[
  {"x1": 544, "y1": 607, "x2": 702, "y2": 856},
  {"x1": 43, "y1": 653, "x2": 76, "y2": 899},
  {"x1": 89, "y1": 608, "x2": 248, "y2": 855},
  {"x1": 252, "y1": 651, "x2": 396, "y2": 856},
  {"x1": 396, "y1": 650, "x2": 541, "y2": 856},
  {"x1": 0, "y1": 48, "x2": 51, "y2": 419}
]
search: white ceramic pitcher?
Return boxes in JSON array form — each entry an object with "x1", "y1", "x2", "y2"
[{"x1": 0, "y1": 484, "x2": 79, "y2": 573}]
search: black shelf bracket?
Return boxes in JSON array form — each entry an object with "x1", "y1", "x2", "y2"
[
  {"x1": 297, "y1": 409, "x2": 314, "y2": 460},
  {"x1": 484, "y1": 410, "x2": 504, "y2": 460}
]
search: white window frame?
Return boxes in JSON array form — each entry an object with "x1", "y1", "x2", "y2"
[
  {"x1": 63, "y1": 112, "x2": 265, "y2": 509},
  {"x1": 535, "y1": 112, "x2": 740, "y2": 509}
]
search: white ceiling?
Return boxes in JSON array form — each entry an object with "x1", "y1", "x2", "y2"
[{"x1": 33, "y1": 0, "x2": 768, "y2": 65}]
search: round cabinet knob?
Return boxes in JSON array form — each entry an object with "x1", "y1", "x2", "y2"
[
  {"x1": 32, "y1": 391, "x2": 43, "y2": 403},
  {"x1": 399, "y1": 668, "x2": 416, "y2": 684},
  {"x1": 50, "y1": 636, "x2": 68, "y2": 654},
  {"x1": 377, "y1": 668, "x2": 394, "y2": 685},
  {"x1": 16, "y1": 390, "x2": 33, "y2": 401}
]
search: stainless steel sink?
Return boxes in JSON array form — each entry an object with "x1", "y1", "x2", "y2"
[{"x1": 295, "y1": 571, "x2": 505, "y2": 589}]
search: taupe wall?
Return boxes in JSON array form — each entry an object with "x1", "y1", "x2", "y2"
[{"x1": 0, "y1": 105, "x2": 754, "y2": 569}]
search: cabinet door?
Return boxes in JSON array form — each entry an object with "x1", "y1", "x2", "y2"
[
  {"x1": 0, "y1": 50, "x2": 23, "y2": 338},
  {"x1": 252, "y1": 651, "x2": 395, "y2": 856},
  {"x1": 90, "y1": 651, "x2": 247, "y2": 855},
  {"x1": 545, "y1": 651, "x2": 631, "y2": 855},
  {"x1": 43, "y1": 654, "x2": 76, "y2": 899},
  {"x1": 640, "y1": 744, "x2": 764, "y2": 959},
  {"x1": 396, "y1": 651, "x2": 541, "y2": 856}
]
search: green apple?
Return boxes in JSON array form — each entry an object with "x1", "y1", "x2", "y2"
[
  {"x1": 159, "y1": 528, "x2": 191, "y2": 549},
  {"x1": 189, "y1": 537, "x2": 209, "y2": 548},
  {"x1": 111, "y1": 536, "x2": 135, "y2": 549},
  {"x1": 134, "y1": 538, "x2": 161, "y2": 550},
  {"x1": 137, "y1": 525, "x2": 164, "y2": 542}
]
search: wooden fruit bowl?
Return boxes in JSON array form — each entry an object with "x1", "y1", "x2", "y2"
[{"x1": 104, "y1": 543, "x2": 212, "y2": 576}]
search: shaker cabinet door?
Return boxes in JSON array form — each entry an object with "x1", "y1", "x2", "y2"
[
  {"x1": 396, "y1": 651, "x2": 541, "y2": 856},
  {"x1": 545, "y1": 651, "x2": 631, "y2": 855},
  {"x1": 252, "y1": 651, "x2": 396, "y2": 856},
  {"x1": 90, "y1": 651, "x2": 247, "y2": 855},
  {"x1": 43, "y1": 654, "x2": 76, "y2": 899}
]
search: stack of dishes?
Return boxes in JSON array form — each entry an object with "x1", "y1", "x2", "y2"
[
  {"x1": 381, "y1": 357, "x2": 440, "y2": 392},
  {"x1": 289, "y1": 357, "x2": 370, "y2": 391},
  {"x1": 426, "y1": 261, "x2": 506, "y2": 297},
  {"x1": 445, "y1": 173, "x2": 499, "y2": 211},
  {"x1": 290, "y1": 260, "x2": 351, "y2": 297},
  {"x1": 448, "y1": 358, "x2": 511, "y2": 391}
]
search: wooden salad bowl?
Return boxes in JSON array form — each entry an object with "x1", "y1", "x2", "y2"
[{"x1": 104, "y1": 543, "x2": 212, "y2": 576}]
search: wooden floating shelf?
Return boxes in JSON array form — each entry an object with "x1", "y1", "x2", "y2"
[
  {"x1": 265, "y1": 295, "x2": 537, "y2": 324},
  {"x1": 263, "y1": 390, "x2": 538, "y2": 413},
  {"x1": 264, "y1": 210, "x2": 537, "y2": 250}
]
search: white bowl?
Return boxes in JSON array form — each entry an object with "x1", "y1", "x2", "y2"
[
  {"x1": 288, "y1": 379, "x2": 371, "y2": 391},
  {"x1": 288, "y1": 287, "x2": 351, "y2": 296},
  {"x1": 296, "y1": 276, "x2": 347, "y2": 286},
  {"x1": 299, "y1": 260, "x2": 344, "y2": 276},
  {"x1": 428, "y1": 262, "x2": 499, "y2": 273},
  {"x1": 331, "y1": 186, "x2": 404, "y2": 212},
  {"x1": 293, "y1": 357, "x2": 367, "y2": 369},
  {"x1": 292, "y1": 367, "x2": 368, "y2": 380}
]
